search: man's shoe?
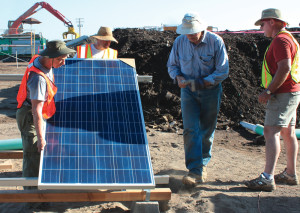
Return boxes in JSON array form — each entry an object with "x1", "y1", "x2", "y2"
[
  {"x1": 182, "y1": 172, "x2": 204, "y2": 187},
  {"x1": 275, "y1": 169, "x2": 298, "y2": 185},
  {"x1": 244, "y1": 174, "x2": 276, "y2": 192}
]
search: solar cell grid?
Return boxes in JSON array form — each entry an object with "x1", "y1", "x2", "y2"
[{"x1": 38, "y1": 59, "x2": 155, "y2": 189}]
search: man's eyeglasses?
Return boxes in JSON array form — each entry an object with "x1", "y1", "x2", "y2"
[{"x1": 260, "y1": 19, "x2": 271, "y2": 27}]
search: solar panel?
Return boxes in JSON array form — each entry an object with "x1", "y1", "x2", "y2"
[{"x1": 38, "y1": 59, "x2": 155, "y2": 190}]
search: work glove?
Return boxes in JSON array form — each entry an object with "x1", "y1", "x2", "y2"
[
  {"x1": 181, "y1": 79, "x2": 205, "y2": 91},
  {"x1": 188, "y1": 78, "x2": 205, "y2": 91}
]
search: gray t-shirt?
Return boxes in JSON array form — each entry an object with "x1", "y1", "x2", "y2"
[{"x1": 25, "y1": 57, "x2": 53, "y2": 105}]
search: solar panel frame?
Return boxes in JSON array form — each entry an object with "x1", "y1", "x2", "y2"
[{"x1": 38, "y1": 59, "x2": 155, "y2": 190}]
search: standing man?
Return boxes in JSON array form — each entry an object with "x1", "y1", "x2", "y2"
[
  {"x1": 16, "y1": 40, "x2": 75, "y2": 189},
  {"x1": 167, "y1": 12, "x2": 229, "y2": 187},
  {"x1": 74, "y1": 26, "x2": 118, "y2": 59},
  {"x1": 245, "y1": 8, "x2": 300, "y2": 192}
]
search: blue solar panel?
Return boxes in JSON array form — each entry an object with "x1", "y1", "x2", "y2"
[{"x1": 38, "y1": 59, "x2": 155, "y2": 189}]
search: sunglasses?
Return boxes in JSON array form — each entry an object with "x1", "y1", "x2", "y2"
[{"x1": 260, "y1": 19, "x2": 271, "y2": 27}]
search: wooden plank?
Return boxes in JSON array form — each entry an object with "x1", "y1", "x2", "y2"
[
  {"x1": 119, "y1": 58, "x2": 136, "y2": 68},
  {"x1": 0, "y1": 151, "x2": 23, "y2": 159},
  {"x1": 0, "y1": 165, "x2": 13, "y2": 170},
  {"x1": 0, "y1": 188, "x2": 171, "y2": 202}
]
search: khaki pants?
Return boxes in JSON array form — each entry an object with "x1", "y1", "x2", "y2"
[{"x1": 16, "y1": 105, "x2": 40, "y2": 190}]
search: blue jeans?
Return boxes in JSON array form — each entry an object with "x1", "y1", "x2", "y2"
[{"x1": 181, "y1": 84, "x2": 222, "y2": 175}]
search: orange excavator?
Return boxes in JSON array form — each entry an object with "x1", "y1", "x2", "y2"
[{"x1": 8, "y1": 1, "x2": 79, "y2": 39}]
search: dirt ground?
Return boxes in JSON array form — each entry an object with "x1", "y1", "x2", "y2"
[{"x1": 0, "y1": 28, "x2": 300, "y2": 213}]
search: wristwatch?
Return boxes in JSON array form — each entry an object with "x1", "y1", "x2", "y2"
[{"x1": 266, "y1": 89, "x2": 272, "y2": 95}]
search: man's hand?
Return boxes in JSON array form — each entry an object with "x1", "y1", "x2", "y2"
[
  {"x1": 195, "y1": 78, "x2": 205, "y2": 90},
  {"x1": 195, "y1": 79, "x2": 212, "y2": 90},
  {"x1": 37, "y1": 138, "x2": 47, "y2": 152},
  {"x1": 258, "y1": 90, "x2": 272, "y2": 104},
  {"x1": 203, "y1": 79, "x2": 212, "y2": 87},
  {"x1": 176, "y1": 76, "x2": 187, "y2": 88}
]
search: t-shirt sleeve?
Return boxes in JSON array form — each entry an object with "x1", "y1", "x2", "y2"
[
  {"x1": 272, "y1": 37, "x2": 292, "y2": 63},
  {"x1": 27, "y1": 74, "x2": 47, "y2": 101}
]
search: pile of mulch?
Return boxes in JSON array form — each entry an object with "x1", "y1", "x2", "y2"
[
  {"x1": 110, "y1": 28, "x2": 300, "y2": 132},
  {"x1": 5, "y1": 28, "x2": 299, "y2": 133}
]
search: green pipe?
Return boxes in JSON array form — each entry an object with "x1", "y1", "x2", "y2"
[
  {"x1": 0, "y1": 138, "x2": 23, "y2": 150},
  {"x1": 240, "y1": 121, "x2": 300, "y2": 139}
]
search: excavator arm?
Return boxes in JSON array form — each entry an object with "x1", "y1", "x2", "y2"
[
  {"x1": 8, "y1": 1, "x2": 79, "y2": 39},
  {"x1": 8, "y1": 2, "x2": 41, "y2": 34},
  {"x1": 62, "y1": 26, "x2": 79, "y2": 39}
]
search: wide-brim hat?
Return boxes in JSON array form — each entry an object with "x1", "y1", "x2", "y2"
[
  {"x1": 255, "y1": 8, "x2": 288, "y2": 26},
  {"x1": 91, "y1": 27, "x2": 118, "y2": 43},
  {"x1": 176, "y1": 12, "x2": 207, "y2": 35},
  {"x1": 40, "y1": 40, "x2": 76, "y2": 58}
]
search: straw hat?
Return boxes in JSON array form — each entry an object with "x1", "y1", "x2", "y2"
[
  {"x1": 91, "y1": 27, "x2": 118, "y2": 43},
  {"x1": 40, "y1": 40, "x2": 75, "y2": 58},
  {"x1": 255, "y1": 8, "x2": 288, "y2": 26},
  {"x1": 176, "y1": 12, "x2": 207, "y2": 35}
]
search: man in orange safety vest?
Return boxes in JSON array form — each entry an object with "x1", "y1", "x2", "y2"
[{"x1": 16, "y1": 40, "x2": 75, "y2": 189}]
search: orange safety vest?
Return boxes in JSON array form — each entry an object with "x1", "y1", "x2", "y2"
[
  {"x1": 16, "y1": 55, "x2": 57, "y2": 119},
  {"x1": 76, "y1": 44, "x2": 118, "y2": 59}
]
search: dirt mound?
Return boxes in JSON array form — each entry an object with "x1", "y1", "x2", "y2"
[{"x1": 111, "y1": 28, "x2": 300, "y2": 131}]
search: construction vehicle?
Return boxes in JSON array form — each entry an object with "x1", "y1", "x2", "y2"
[
  {"x1": 7, "y1": 1, "x2": 79, "y2": 39},
  {"x1": 207, "y1": 26, "x2": 218, "y2": 32},
  {"x1": 0, "y1": 1, "x2": 79, "y2": 59},
  {"x1": 0, "y1": 32, "x2": 46, "y2": 59},
  {"x1": 163, "y1": 25, "x2": 178, "y2": 31}
]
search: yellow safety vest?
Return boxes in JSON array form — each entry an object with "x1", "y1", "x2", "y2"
[
  {"x1": 261, "y1": 31, "x2": 300, "y2": 88},
  {"x1": 76, "y1": 44, "x2": 118, "y2": 59}
]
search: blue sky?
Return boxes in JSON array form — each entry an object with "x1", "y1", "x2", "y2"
[{"x1": 1, "y1": 0, "x2": 300, "y2": 40}]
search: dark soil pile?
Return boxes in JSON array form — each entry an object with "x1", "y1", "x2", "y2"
[{"x1": 111, "y1": 28, "x2": 300, "y2": 131}]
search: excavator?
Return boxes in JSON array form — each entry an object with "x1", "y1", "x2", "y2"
[{"x1": 8, "y1": 1, "x2": 79, "y2": 39}]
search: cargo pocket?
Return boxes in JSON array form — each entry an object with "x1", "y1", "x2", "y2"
[
  {"x1": 266, "y1": 96, "x2": 279, "y2": 111},
  {"x1": 16, "y1": 106, "x2": 35, "y2": 133},
  {"x1": 286, "y1": 92, "x2": 300, "y2": 106},
  {"x1": 17, "y1": 106, "x2": 38, "y2": 153},
  {"x1": 22, "y1": 132, "x2": 38, "y2": 153}
]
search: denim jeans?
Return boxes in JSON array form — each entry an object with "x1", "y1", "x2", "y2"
[{"x1": 181, "y1": 84, "x2": 222, "y2": 175}]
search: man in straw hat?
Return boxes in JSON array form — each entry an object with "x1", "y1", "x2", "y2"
[
  {"x1": 167, "y1": 12, "x2": 229, "y2": 187},
  {"x1": 245, "y1": 8, "x2": 300, "y2": 192},
  {"x1": 74, "y1": 26, "x2": 118, "y2": 59},
  {"x1": 16, "y1": 40, "x2": 75, "y2": 189}
]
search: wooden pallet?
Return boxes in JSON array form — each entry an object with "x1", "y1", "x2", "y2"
[{"x1": 0, "y1": 150, "x2": 171, "y2": 204}]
